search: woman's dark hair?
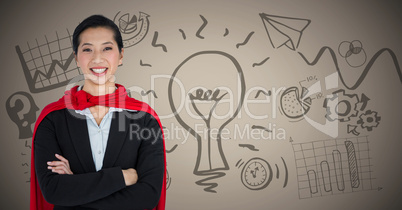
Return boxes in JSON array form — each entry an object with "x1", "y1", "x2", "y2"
[{"x1": 72, "y1": 14, "x2": 123, "y2": 54}]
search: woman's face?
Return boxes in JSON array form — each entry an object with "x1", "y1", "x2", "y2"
[{"x1": 75, "y1": 27, "x2": 124, "y2": 86}]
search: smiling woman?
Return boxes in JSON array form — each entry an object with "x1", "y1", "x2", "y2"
[
  {"x1": 30, "y1": 15, "x2": 166, "y2": 210},
  {"x1": 75, "y1": 27, "x2": 123, "y2": 93}
]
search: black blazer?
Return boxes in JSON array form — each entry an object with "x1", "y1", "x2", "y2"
[{"x1": 34, "y1": 109, "x2": 164, "y2": 210}]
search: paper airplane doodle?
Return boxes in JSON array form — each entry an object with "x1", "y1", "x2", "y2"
[{"x1": 260, "y1": 13, "x2": 311, "y2": 51}]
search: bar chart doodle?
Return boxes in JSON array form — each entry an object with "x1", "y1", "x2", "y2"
[{"x1": 292, "y1": 136, "x2": 375, "y2": 199}]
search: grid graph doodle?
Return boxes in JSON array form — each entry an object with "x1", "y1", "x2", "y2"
[
  {"x1": 292, "y1": 136, "x2": 375, "y2": 199},
  {"x1": 15, "y1": 29, "x2": 82, "y2": 93}
]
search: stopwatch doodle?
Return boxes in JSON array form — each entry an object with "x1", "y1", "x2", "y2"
[{"x1": 237, "y1": 157, "x2": 288, "y2": 190}]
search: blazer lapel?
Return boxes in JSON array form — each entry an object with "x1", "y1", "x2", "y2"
[
  {"x1": 102, "y1": 111, "x2": 128, "y2": 168},
  {"x1": 65, "y1": 110, "x2": 96, "y2": 172}
]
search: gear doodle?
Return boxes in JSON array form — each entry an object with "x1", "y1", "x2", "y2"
[
  {"x1": 323, "y1": 89, "x2": 359, "y2": 122},
  {"x1": 357, "y1": 110, "x2": 381, "y2": 131}
]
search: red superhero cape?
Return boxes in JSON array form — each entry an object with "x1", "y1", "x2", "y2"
[{"x1": 30, "y1": 84, "x2": 166, "y2": 210}]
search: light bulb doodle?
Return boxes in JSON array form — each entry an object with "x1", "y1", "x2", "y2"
[
  {"x1": 6, "y1": 91, "x2": 39, "y2": 139},
  {"x1": 168, "y1": 51, "x2": 246, "y2": 193}
]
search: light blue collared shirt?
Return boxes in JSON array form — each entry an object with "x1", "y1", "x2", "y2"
[
  {"x1": 75, "y1": 107, "x2": 122, "y2": 171},
  {"x1": 75, "y1": 86, "x2": 123, "y2": 171}
]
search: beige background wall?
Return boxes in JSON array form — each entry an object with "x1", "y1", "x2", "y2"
[{"x1": 1, "y1": 0, "x2": 401, "y2": 209}]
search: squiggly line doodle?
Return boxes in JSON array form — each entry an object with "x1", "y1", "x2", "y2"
[{"x1": 299, "y1": 47, "x2": 402, "y2": 90}]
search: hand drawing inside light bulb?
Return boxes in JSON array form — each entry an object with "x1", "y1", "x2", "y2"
[{"x1": 168, "y1": 50, "x2": 246, "y2": 193}]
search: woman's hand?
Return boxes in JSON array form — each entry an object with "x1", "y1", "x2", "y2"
[
  {"x1": 47, "y1": 154, "x2": 73, "y2": 175},
  {"x1": 122, "y1": 168, "x2": 138, "y2": 186}
]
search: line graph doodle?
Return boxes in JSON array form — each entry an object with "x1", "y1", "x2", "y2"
[
  {"x1": 298, "y1": 47, "x2": 402, "y2": 90},
  {"x1": 292, "y1": 136, "x2": 375, "y2": 199},
  {"x1": 196, "y1": 15, "x2": 208, "y2": 39},
  {"x1": 236, "y1": 32, "x2": 254, "y2": 48},
  {"x1": 151, "y1": 31, "x2": 167, "y2": 52},
  {"x1": 16, "y1": 29, "x2": 82, "y2": 93}
]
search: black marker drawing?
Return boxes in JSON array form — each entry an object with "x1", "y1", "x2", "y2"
[
  {"x1": 6, "y1": 92, "x2": 39, "y2": 139},
  {"x1": 320, "y1": 161, "x2": 332, "y2": 192},
  {"x1": 240, "y1": 157, "x2": 273, "y2": 190},
  {"x1": 166, "y1": 144, "x2": 178, "y2": 153},
  {"x1": 254, "y1": 89, "x2": 271, "y2": 98},
  {"x1": 332, "y1": 150, "x2": 345, "y2": 191},
  {"x1": 298, "y1": 47, "x2": 402, "y2": 90},
  {"x1": 347, "y1": 124, "x2": 360, "y2": 136},
  {"x1": 25, "y1": 140, "x2": 31, "y2": 149},
  {"x1": 235, "y1": 159, "x2": 245, "y2": 169},
  {"x1": 238, "y1": 144, "x2": 259, "y2": 151},
  {"x1": 113, "y1": 11, "x2": 150, "y2": 48},
  {"x1": 151, "y1": 31, "x2": 167, "y2": 52},
  {"x1": 168, "y1": 51, "x2": 246, "y2": 193},
  {"x1": 140, "y1": 60, "x2": 152, "y2": 67},
  {"x1": 16, "y1": 29, "x2": 82, "y2": 93},
  {"x1": 22, "y1": 163, "x2": 29, "y2": 167},
  {"x1": 356, "y1": 110, "x2": 381, "y2": 131},
  {"x1": 307, "y1": 170, "x2": 318, "y2": 194},
  {"x1": 323, "y1": 89, "x2": 359, "y2": 122},
  {"x1": 236, "y1": 31, "x2": 254, "y2": 49},
  {"x1": 140, "y1": 90, "x2": 158, "y2": 98},
  {"x1": 355, "y1": 93, "x2": 370, "y2": 111},
  {"x1": 252, "y1": 56, "x2": 270, "y2": 67},
  {"x1": 166, "y1": 167, "x2": 172, "y2": 190},
  {"x1": 338, "y1": 40, "x2": 367, "y2": 68},
  {"x1": 196, "y1": 15, "x2": 208, "y2": 39},
  {"x1": 275, "y1": 164, "x2": 280, "y2": 179},
  {"x1": 251, "y1": 125, "x2": 272, "y2": 133},
  {"x1": 260, "y1": 13, "x2": 311, "y2": 51},
  {"x1": 281, "y1": 157, "x2": 288, "y2": 188},
  {"x1": 280, "y1": 86, "x2": 312, "y2": 120},
  {"x1": 178, "y1": 29, "x2": 186, "y2": 40},
  {"x1": 292, "y1": 137, "x2": 375, "y2": 199},
  {"x1": 223, "y1": 28, "x2": 229, "y2": 37},
  {"x1": 345, "y1": 141, "x2": 360, "y2": 188}
]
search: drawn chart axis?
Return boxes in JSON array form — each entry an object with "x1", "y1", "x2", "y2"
[{"x1": 292, "y1": 136, "x2": 375, "y2": 199}]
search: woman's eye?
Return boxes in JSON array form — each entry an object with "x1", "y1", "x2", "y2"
[
  {"x1": 104, "y1": 47, "x2": 112, "y2": 51},
  {"x1": 82, "y1": 48, "x2": 91, "y2": 52}
]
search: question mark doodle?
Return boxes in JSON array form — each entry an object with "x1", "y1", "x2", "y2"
[{"x1": 6, "y1": 91, "x2": 39, "y2": 139}]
